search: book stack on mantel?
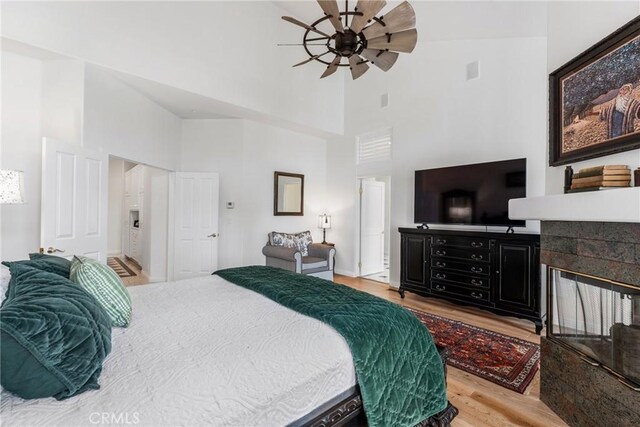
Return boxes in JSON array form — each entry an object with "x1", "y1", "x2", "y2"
[{"x1": 569, "y1": 165, "x2": 632, "y2": 193}]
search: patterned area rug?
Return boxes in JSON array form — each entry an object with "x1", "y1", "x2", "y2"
[
  {"x1": 407, "y1": 308, "x2": 540, "y2": 393},
  {"x1": 107, "y1": 257, "x2": 137, "y2": 278}
]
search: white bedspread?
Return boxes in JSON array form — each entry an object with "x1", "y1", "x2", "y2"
[{"x1": 0, "y1": 275, "x2": 356, "y2": 426}]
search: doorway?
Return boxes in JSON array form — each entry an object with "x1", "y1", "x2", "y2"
[
  {"x1": 107, "y1": 156, "x2": 170, "y2": 286},
  {"x1": 358, "y1": 176, "x2": 391, "y2": 284}
]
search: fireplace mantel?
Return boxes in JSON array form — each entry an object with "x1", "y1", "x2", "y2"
[{"x1": 509, "y1": 187, "x2": 640, "y2": 223}]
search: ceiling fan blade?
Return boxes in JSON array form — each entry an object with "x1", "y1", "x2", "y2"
[
  {"x1": 360, "y1": 48, "x2": 399, "y2": 71},
  {"x1": 362, "y1": 1, "x2": 416, "y2": 40},
  {"x1": 349, "y1": 0, "x2": 386, "y2": 33},
  {"x1": 321, "y1": 55, "x2": 342, "y2": 78},
  {"x1": 348, "y1": 55, "x2": 369, "y2": 80},
  {"x1": 317, "y1": 0, "x2": 344, "y2": 33},
  {"x1": 293, "y1": 51, "x2": 331, "y2": 67},
  {"x1": 366, "y1": 28, "x2": 417, "y2": 53},
  {"x1": 282, "y1": 16, "x2": 331, "y2": 38}
]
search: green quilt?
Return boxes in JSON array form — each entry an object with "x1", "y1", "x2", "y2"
[{"x1": 215, "y1": 266, "x2": 447, "y2": 427}]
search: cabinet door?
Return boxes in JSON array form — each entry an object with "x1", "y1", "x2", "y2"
[
  {"x1": 495, "y1": 242, "x2": 535, "y2": 311},
  {"x1": 124, "y1": 170, "x2": 132, "y2": 197},
  {"x1": 402, "y1": 235, "x2": 428, "y2": 287}
]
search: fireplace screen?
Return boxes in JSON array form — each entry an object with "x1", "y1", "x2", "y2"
[{"x1": 548, "y1": 267, "x2": 640, "y2": 387}]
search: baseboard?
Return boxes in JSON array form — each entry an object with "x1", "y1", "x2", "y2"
[
  {"x1": 334, "y1": 268, "x2": 356, "y2": 277},
  {"x1": 141, "y1": 269, "x2": 166, "y2": 283},
  {"x1": 108, "y1": 250, "x2": 122, "y2": 257}
]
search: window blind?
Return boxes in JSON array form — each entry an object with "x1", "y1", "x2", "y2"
[{"x1": 357, "y1": 130, "x2": 392, "y2": 164}]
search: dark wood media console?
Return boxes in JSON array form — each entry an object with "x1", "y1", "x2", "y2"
[{"x1": 399, "y1": 228, "x2": 543, "y2": 334}]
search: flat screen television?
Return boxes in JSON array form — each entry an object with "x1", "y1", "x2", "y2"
[{"x1": 414, "y1": 158, "x2": 526, "y2": 227}]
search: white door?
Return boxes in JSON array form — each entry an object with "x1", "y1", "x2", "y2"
[
  {"x1": 173, "y1": 172, "x2": 219, "y2": 280},
  {"x1": 360, "y1": 179, "x2": 385, "y2": 276},
  {"x1": 41, "y1": 138, "x2": 108, "y2": 262}
]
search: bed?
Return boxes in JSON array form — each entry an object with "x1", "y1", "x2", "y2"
[{"x1": 1, "y1": 269, "x2": 457, "y2": 426}]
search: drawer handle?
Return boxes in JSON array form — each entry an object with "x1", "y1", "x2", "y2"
[
  {"x1": 471, "y1": 291, "x2": 483, "y2": 299},
  {"x1": 435, "y1": 273, "x2": 447, "y2": 280},
  {"x1": 471, "y1": 242, "x2": 484, "y2": 248},
  {"x1": 435, "y1": 261, "x2": 447, "y2": 268},
  {"x1": 436, "y1": 239, "x2": 447, "y2": 244},
  {"x1": 436, "y1": 250, "x2": 447, "y2": 256},
  {"x1": 470, "y1": 266, "x2": 483, "y2": 273},
  {"x1": 470, "y1": 279, "x2": 483, "y2": 286},
  {"x1": 471, "y1": 254, "x2": 483, "y2": 261},
  {"x1": 435, "y1": 284, "x2": 446, "y2": 291}
]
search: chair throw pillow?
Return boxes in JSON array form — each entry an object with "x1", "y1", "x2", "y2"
[
  {"x1": 0, "y1": 263, "x2": 112, "y2": 400},
  {"x1": 295, "y1": 231, "x2": 313, "y2": 256},
  {"x1": 270, "y1": 231, "x2": 313, "y2": 256},
  {"x1": 70, "y1": 256, "x2": 132, "y2": 327}
]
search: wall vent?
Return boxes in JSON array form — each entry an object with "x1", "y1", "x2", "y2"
[
  {"x1": 381, "y1": 93, "x2": 389, "y2": 108},
  {"x1": 357, "y1": 128, "x2": 392, "y2": 164},
  {"x1": 466, "y1": 61, "x2": 480, "y2": 80}
]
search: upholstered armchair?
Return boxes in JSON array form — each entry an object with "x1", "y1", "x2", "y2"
[{"x1": 262, "y1": 231, "x2": 336, "y2": 281}]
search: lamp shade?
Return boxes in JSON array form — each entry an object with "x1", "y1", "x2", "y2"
[
  {"x1": 318, "y1": 214, "x2": 331, "y2": 229},
  {"x1": 0, "y1": 170, "x2": 25, "y2": 204}
]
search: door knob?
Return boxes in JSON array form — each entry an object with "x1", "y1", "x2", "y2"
[
  {"x1": 207, "y1": 233, "x2": 218, "y2": 238},
  {"x1": 47, "y1": 247, "x2": 66, "y2": 254}
]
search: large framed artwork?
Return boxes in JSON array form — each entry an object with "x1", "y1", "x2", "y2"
[{"x1": 549, "y1": 16, "x2": 640, "y2": 166}]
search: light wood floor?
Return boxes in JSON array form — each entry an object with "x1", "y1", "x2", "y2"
[
  {"x1": 334, "y1": 275, "x2": 567, "y2": 427},
  {"x1": 115, "y1": 256, "x2": 150, "y2": 287}
]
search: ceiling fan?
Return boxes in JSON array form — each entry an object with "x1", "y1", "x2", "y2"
[{"x1": 281, "y1": 0, "x2": 417, "y2": 80}]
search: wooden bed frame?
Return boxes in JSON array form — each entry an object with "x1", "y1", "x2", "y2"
[{"x1": 301, "y1": 345, "x2": 459, "y2": 427}]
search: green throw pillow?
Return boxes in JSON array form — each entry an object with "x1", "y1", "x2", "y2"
[
  {"x1": 29, "y1": 253, "x2": 72, "y2": 276},
  {"x1": 0, "y1": 263, "x2": 112, "y2": 400},
  {"x1": 70, "y1": 256, "x2": 132, "y2": 327},
  {"x1": 2, "y1": 258, "x2": 70, "y2": 279}
]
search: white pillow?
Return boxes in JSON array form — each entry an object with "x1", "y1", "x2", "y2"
[{"x1": 0, "y1": 264, "x2": 10, "y2": 304}]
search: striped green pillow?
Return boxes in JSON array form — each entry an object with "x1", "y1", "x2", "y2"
[{"x1": 70, "y1": 256, "x2": 132, "y2": 327}]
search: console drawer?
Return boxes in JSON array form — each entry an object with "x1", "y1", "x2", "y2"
[
  {"x1": 431, "y1": 247, "x2": 490, "y2": 263},
  {"x1": 431, "y1": 281, "x2": 491, "y2": 303},
  {"x1": 431, "y1": 235, "x2": 490, "y2": 249},
  {"x1": 431, "y1": 269, "x2": 490, "y2": 289},
  {"x1": 431, "y1": 258, "x2": 490, "y2": 276}
]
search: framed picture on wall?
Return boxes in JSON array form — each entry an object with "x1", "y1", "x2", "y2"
[{"x1": 549, "y1": 16, "x2": 640, "y2": 166}]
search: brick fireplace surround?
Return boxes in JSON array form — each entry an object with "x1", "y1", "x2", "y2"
[{"x1": 539, "y1": 221, "x2": 640, "y2": 426}]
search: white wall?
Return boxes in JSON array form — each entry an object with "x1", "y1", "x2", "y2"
[
  {"x1": 179, "y1": 119, "x2": 245, "y2": 269},
  {"x1": 108, "y1": 157, "x2": 124, "y2": 256},
  {"x1": 545, "y1": 1, "x2": 640, "y2": 195},
  {"x1": 1, "y1": 52, "x2": 43, "y2": 261},
  {"x1": 40, "y1": 59, "x2": 85, "y2": 146},
  {"x1": 142, "y1": 166, "x2": 169, "y2": 282},
  {"x1": 328, "y1": 36, "x2": 548, "y2": 285},
  {"x1": 241, "y1": 120, "x2": 327, "y2": 265},
  {"x1": 1, "y1": 54, "x2": 181, "y2": 261},
  {"x1": 179, "y1": 119, "x2": 327, "y2": 269},
  {"x1": 1, "y1": 1, "x2": 344, "y2": 136},
  {"x1": 84, "y1": 65, "x2": 181, "y2": 171}
]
